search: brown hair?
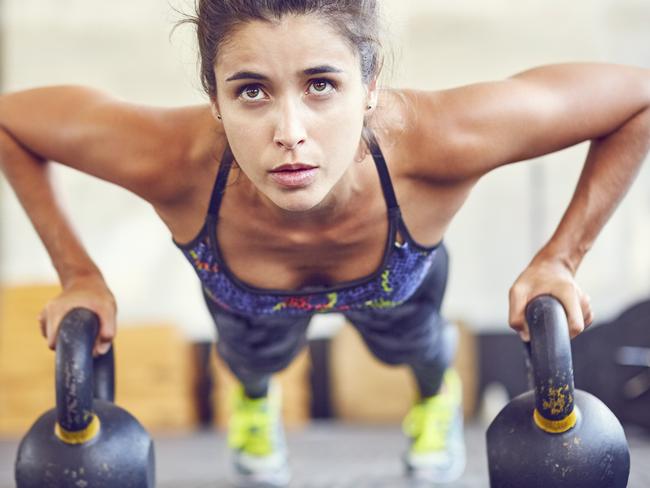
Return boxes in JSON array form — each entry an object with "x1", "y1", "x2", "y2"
[{"x1": 175, "y1": 0, "x2": 385, "y2": 99}]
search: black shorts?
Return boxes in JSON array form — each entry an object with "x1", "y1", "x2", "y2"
[{"x1": 204, "y1": 244, "x2": 451, "y2": 380}]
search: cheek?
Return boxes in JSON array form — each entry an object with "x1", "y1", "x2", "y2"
[
  {"x1": 225, "y1": 117, "x2": 264, "y2": 153},
  {"x1": 321, "y1": 105, "x2": 365, "y2": 156}
]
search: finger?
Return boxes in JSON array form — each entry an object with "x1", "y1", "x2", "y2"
[
  {"x1": 562, "y1": 288, "x2": 585, "y2": 338},
  {"x1": 508, "y1": 285, "x2": 529, "y2": 341},
  {"x1": 45, "y1": 312, "x2": 58, "y2": 350},
  {"x1": 94, "y1": 308, "x2": 116, "y2": 356},
  {"x1": 47, "y1": 306, "x2": 73, "y2": 351},
  {"x1": 583, "y1": 308, "x2": 594, "y2": 328},
  {"x1": 98, "y1": 314, "x2": 116, "y2": 343},
  {"x1": 94, "y1": 339, "x2": 112, "y2": 357},
  {"x1": 38, "y1": 309, "x2": 47, "y2": 338},
  {"x1": 580, "y1": 292, "x2": 594, "y2": 328}
]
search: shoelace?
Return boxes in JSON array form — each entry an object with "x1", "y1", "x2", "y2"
[
  {"x1": 228, "y1": 397, "x2": 275, "y2": 456},
  {"x1": 402, "y1": 394, "x2": 456, "y2": 452}
]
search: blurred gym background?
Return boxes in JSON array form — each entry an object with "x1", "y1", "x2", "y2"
[{"x1": 1, "y1": 1, "x2": 649, "y2": 486}]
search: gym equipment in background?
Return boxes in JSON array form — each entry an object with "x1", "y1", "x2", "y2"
[
  {"x1": 486, "y1": 295, "x2": 630, "y2": 488},
  {"x1": 572, "y1": 298, "x2": 650, "y2": 430},
  {"x1": 14, "y1": 308, "x2": 155, "y2": 487}
]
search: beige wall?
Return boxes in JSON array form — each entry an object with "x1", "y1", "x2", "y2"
[{"x1": 1, "y1": 0, "x2": 649, "y2": 337}]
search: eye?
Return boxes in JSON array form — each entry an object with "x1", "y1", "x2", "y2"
[
  {"x1": 237, "y1": 84, "x2": 266, "y2": 102},
  {"x1": 308, "y1": 79, "x2": 336, "y2": 96}
]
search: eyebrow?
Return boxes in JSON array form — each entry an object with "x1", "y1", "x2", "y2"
[{"x1": 225, "y1": 64, "x2": 344, "y2": 82}]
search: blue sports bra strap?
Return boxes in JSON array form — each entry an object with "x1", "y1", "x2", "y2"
[
  {"x1": 364, "y1": 128, "x2": 400, "y2": 211},
  {"x1": 207, "y1": 144, "x2": 235, "y2": 217}
]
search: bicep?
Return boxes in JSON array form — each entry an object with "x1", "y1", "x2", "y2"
[
  {"x1": 0, "y1": 85, "x2": 189, "y2": 199},
  {"x1": 408, "y1": 63, "x2": 650, "y2": 180}
]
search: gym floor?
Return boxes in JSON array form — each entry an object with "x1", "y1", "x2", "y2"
[{"x1": 1, "y1": 421, "x2": 649, "y2": 487}]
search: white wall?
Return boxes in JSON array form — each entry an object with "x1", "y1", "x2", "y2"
[{"x1": 1, "y1": 0, "x2": 649, "y2": 338}]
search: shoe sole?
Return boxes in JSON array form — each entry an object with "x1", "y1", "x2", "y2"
[{"x1": 405, "y1": 447, "x2": 466, "y2": 484}]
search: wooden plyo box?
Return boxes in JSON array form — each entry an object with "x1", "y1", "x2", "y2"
[{"x1": 330, "y1": 320, "x2": 478, "y2": 423}]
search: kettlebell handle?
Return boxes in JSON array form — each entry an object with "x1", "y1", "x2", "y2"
[
  {"x1": 55, "y1": 308, "x2": 115, "y2": 443},
  {"x1": 525, "y1": 295, "x2": 577, "y2": 433}
]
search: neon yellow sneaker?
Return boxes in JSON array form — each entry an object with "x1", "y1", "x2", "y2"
[
  {"x1": 228, "y1": 383, "x2": 290, "y2": 487},
  {"x1": 402, "y1": 368, "x2": 466, "y2": 483}
]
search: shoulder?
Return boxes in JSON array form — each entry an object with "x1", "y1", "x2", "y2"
[
  {"x1": 1, "y1": 85, "x2": 228, "y2": 203},
  {"x1": 368, "y1": 88, "x2": 473, "y2": 184},
  {"x1": 374, "y1": 64, "x2": 650, "y2": 184},
  {"x1": 371, "y1": 81, "x2": 553, "y2": 184},
  {"x1": 127, "y1": 102, "x2": 227, "y2": 205},
  {"x1": 143, "y1": 103, "x2": 230, "y2": 236}
]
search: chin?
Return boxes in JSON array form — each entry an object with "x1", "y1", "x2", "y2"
[
  {"x1": 270, "y1": 188, "x2": 326, "y2": 213},
  {"x1": 276, "y1": 196, "x2": 322, "y2": 213}
]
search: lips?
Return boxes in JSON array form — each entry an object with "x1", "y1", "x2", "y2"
[
  {"x1": 268, "y1": 163, "x2": 319, "y2": 188},
  {"x1": 270, "y1": 163, "x2": 317, "y2": 173}
]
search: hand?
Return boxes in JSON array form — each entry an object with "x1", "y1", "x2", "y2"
[
  {"x1": 508, "y1": 256, "x2": 593, "y2": 341},
  {"x1": 39, "y1": 274, "x2": 117, "y2": 356}
]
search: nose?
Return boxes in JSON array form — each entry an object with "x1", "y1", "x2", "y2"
[{"x1": 273, "y1": 99, "x2": 307, "y2": 150}]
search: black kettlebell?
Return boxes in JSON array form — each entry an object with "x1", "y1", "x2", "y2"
[
  {"x1": 15, "y1": 308, "x2": 155, "y2": 487},
  {"x1": 486, "y1": 295, "x2": 630, "y2": 487}
]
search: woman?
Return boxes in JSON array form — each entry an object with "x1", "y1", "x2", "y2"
[{"x1": 1, "y1": 0, "x2": 649, "y2": 485}]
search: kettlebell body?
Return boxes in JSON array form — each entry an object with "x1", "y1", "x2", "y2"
[
  {"x1": 14, "y1": 308, "x2": 155, "y2": 487},
  {"x1": 486, "y1": 296, "x2": 630, "y2": 487},
  {"x1": 487, "y1": 389, "x2": 629, "y2": 487},
  {"x1": 15, "y1": 400, "x2": 155, "y2": 487}
]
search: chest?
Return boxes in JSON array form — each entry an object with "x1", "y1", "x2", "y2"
[
  {"x1": 216, "y1": 186, "x2": 393, "y2": 290},
  {"x1": 168, "y1": 134, "x2": 470, "y2": 291}
]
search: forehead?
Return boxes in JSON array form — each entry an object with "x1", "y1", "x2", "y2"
[{"x1": 216, "y1": 14, "x2": 359, "y2": 76}]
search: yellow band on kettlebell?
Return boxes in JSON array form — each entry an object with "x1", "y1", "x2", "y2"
[
  {"x1": 55, "y1": 415, "x2": 101, "y2": 444},
  {"x1": 533, "y1": 408, "x2": 577, "y2": 434}
]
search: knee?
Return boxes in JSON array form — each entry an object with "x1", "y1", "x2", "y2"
[{"x1": 216, "y1": 339, "x2": 304, "y2": 378}]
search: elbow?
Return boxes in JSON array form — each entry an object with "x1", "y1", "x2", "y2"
[
  {"x1": 0, "y1": 127, "x2": 23, "y2": 166},
  {"x1": 0, "y1": 126, "x2": 45, "y2": 166},
  {"x1": 0, "y1": 126, "x2": 14, "y2": 161}
]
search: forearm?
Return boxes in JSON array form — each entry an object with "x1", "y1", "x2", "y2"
[
  {"x1": 537, "y1": 105, "x2": 650, "y2": 272},
  {"x1": 0, "y1": 128, "x2": 103, "y2": 287}
]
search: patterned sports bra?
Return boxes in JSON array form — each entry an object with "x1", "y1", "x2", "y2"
[{"x1": 173, "y1": 129, "x2": 441, "y2": 317}]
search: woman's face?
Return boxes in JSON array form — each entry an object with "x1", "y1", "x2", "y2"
[{"x1": 214, "y1": 14, "x2": 376, "y2": 213}]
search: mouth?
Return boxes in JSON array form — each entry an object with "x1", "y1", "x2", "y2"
[
  {"x1": 268, "y1": 163, "x2": 319, "y2": 188},
  {"x1": 269, "y1": 163, "x2": 318, "y2": 173}
]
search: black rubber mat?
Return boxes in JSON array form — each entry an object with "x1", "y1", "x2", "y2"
[{"x1": 2, "y1": 422, "x2": 649, "y2": 487}]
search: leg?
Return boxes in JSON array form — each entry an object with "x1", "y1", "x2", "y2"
[
  {"x1": 344, "y1": 243, "x2": 454, "y2": 397},
  {"x1": 202, "y1": 292, "x2": 313, "y2": 487},
  {"x1": 410, "y1": 323, "x2": 458, "y2": 397},
  {"x1": 408, "y1": 244, "x2": 455, "y2": 398},
  {"x1": 344, "y1": 244, "x2": 465, "y2": 483}
]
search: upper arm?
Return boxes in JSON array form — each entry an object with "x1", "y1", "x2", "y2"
[
  {"x1": 402, "y1": 63, "x2": 650, "y2": 181},
  {"x1": 0, "y1": 85, "x2": 204, "y2": 201}
]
